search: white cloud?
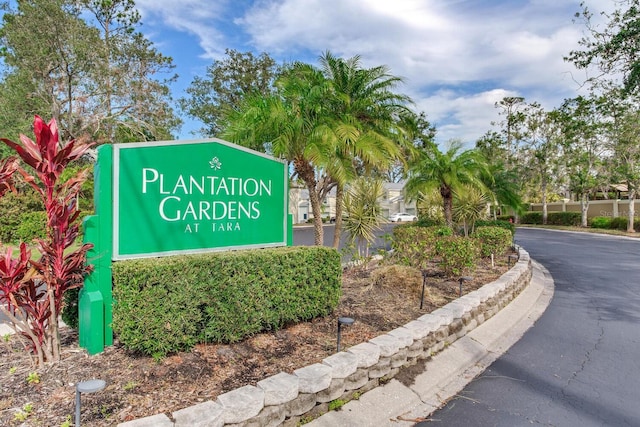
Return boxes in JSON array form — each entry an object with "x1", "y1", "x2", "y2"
[
  {"x1": 132, "y1": 0, "x2": 612, "y2": 143},
  {"x1": 416, "y1": 88, "x2": 522, "y2": 147},
  {"x1": 135, "y1": 0, "x2": 232, "y2": 59}
]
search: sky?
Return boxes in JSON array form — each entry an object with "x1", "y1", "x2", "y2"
[{"x1": 132, "y1": 0, "x2": 613, "y2": 146}]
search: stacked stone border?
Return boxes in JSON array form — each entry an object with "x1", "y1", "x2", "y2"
[{"x1": 119, "y1": 248, "x2": 532, "y2": 427}]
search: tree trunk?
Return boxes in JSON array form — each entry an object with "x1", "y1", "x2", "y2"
[
  {"x1": 541, "y1": 178, "x2": 548, "y2": 225},
  {"x1": 628, "y1": 188, "x2": 636, "y2": 233},
  {"x1": 332, "y1": 185, "x2": 344, "y2": 248},
  {"x1": 580, "y1": 193, "x2": 589, "y2": 227}
]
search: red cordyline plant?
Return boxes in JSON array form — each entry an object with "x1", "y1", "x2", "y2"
[{"x1": 0, "y1": 116, "x2": 94, "y2": 367}]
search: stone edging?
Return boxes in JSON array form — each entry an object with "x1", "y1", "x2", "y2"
[{"x1": 118, "y1": 249, "x2": 533, "y2": 427}]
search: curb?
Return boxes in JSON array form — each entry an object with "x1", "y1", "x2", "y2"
[{"x1": 307, "y1": 260, "x2": 553, "y2": 426}]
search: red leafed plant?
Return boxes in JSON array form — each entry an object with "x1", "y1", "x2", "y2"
[{"x1": 0, "y1": 116, "x2": 94, "y2": 366}]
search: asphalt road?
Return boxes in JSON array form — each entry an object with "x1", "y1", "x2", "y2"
[
  {"x1": 420, "y1": 228, "x2": 640, "y2": 427},
  {"x1": 292, "y1": 222, "x2": 397, "y2": 256}
]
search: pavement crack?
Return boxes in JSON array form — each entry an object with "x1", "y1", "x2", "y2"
[{"x1": 566, "y1": 314, "x2": 605, "y2": 388}]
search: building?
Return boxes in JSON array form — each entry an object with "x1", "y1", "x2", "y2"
[{"x1": 289, "y1": 182, "x2": 417, "y2": 224}]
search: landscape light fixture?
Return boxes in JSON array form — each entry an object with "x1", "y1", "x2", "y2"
[
  {"x1": 420, "y1": 270, "x2": 429, "y2": 309},
  {"x1": 458, "y1": 276, "x2": 472, "y2": 297},
  {"x1": 337, "y1": 317, "x2": 355, "y2": 352},
  {"x1": 75, "y1": 379, "x2": 106, "y2": 427}
]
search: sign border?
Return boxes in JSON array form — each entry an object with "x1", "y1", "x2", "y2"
[{"x1": 112, "y1": 138, "x2": 289, "y2": 260}]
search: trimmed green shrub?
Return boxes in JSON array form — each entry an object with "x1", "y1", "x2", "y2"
[
  {"x1": 609, "y1": 216, "x2": 626, "y2": 230},
  {"x1": 15, "y1": 211, "x2": 47, "y2": 242},
  {"x1": 520, "y1": 211, "x2": 582, "y2": 226},
  {"x1": 546, "y1": 212, "x2": 582, "y2": 226},
  {"x1": 520, "y1": 211, "x2": 543, "y2": 225},
  {"x1": 434, "y1": 236, "x2": 478, "y2": 277},
  {"x1": 472, "y1": 226, "x2": 512, "y2": 258},
  {"x1": 112, "y1": 246, "x2": 342, "y2": 356},
  {"x1": 589, "y1": 216, "x2": 612, "y2": 229},
  {"x1": 608, "y1": 216, "x2": 640, "y2": 231},
  {"x1": 0, "y1": 189, "x2": 43, "y2": 244},
  {"x1": 474, "y1": 219, "x2": 515, "y2": 236},
  {"x1": 391, "y1": 225, "x2": 453, "y2": 268}
]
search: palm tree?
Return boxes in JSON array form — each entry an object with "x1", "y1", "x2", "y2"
[
  {"x1": 405, "y1": 141, "x2": 490, "y2": 228},
  {"x1": 453, "y1": 185, "x2": 490, "y2": 236},
  {"x1": 482, "y1": 162, "x2": 523, "y2": 219},
  {"x1": 319, "y1": 52, "x2": 414, "y2": 248},
  {"x1": 222, "y1": 62, "x2": 334, "y2": 245},
  {"x1": 342, "y1": 177, "x2": 386, "y2": 258}
]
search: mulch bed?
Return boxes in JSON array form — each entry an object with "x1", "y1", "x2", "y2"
[{"x1": 0, "y1": 256, "x2": 512, "y2": 426}]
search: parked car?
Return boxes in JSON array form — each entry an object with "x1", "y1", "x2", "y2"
[{"x1": 389, "y1": 212, "x2": 417, "y2": 222}]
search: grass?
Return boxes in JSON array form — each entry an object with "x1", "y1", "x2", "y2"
[{"x1": 1, "y1": 241, "x2": 83, "y2": 259}]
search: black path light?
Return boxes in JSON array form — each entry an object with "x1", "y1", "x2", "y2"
[
  {"x1": 337, "y1": 317, "x2": 354, "y2": 352},
  {"x1": 458, "y1": 276, "x2": 472, "y2": 297},
  {"x1": 420, "y1": 270, "x2": 429, "y2": 309},
  {"x1": 75, "y1": 379, "x2": 106, "y2": 427}
]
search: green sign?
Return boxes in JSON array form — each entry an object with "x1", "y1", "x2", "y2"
[
  {"x1": 80, "y1": 139, "x2": 290, "y2": 355},
  {"x1": 113, "y1": 139, "x2": 288, "y2": 259}
]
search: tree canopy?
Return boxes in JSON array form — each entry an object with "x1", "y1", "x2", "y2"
[{"x1": 0, "y1": 0, "x2": 181, "y2": 145}]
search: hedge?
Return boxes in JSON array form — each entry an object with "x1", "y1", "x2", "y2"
[
  {"x1": 112, "y1": 246, "x2": 342, "y2": 357},
  {"x1": 15, "y1": 211, "x2": 47, "y2": 242},
  {"x1": 594, "y1": 216, "x2": 640, "y2": 231},
  {"x1": 589, "y1": 216, "x2": 612, "y2": 229},
  {"x1": 520, "y1": 211, "x2": 582, "y2": 226}
]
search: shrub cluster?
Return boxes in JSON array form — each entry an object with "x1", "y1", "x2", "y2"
[
  {"x1": 520, "y1": 211, "x2": 582, "y2": 226},
  {"x1": 433, "y1": 236, "x2": 479, "y2": 276},
  {"x1": 392, "y1": 224, "x2": 480, "y2": 277},
  {"x1": 589, "y1": 216, "x2": 611, "y2": 229},
  {"x1": 589, "y1": 216, "x2": 640, "y2": 231},
  {"x1": 391, "y1": 225, "x2": 453, "y2": 268},
  {"x1": 0, "y1": 190, "x2": 43, "y2": 243},
  {"x1": 111, "y1": 246, "x2": 342, "y2": 357},
  {"x1": 415, "y1": 217, "x2": 443, "y2": 228},
  {"x1": 474, "y1": 219, "x2": 515, "y2": 236},
  {"x1": 472, "y1": 226, "x2": 512, "y2": 258},
  {"x1": 15, "y1": 211, "x2": 47, "y2": 242}
]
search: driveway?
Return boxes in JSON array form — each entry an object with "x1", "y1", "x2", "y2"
[{"x1": 423, "y1": 228, "x2": 640, "y2": 426}]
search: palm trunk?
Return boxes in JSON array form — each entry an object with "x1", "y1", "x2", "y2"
[
  {"x1": 440, "y1": 184, "x2": 454, "y2": 227},
  {"x1": 294, "y1": 158, "x2": 324, "y2": 245},
  {"x1": 332, "y1": 185, "x2": 344, "y2": 248},
  {"x1": 308, "y1": 188, "x2": 324, "y2": 246}
]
